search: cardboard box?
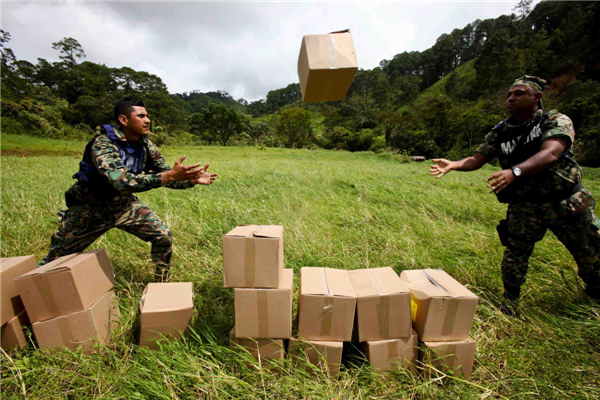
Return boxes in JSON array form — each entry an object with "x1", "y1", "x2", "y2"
[
  {"x1": 223, "y1": 225, "x2": 284, "y2": 288},
  {"x1": 361, "y1": 329, "x2": 418, "y2": 371},
  {"x1": 32, "y1": 290, "x2": 119, "y2": 352},
  {"x1": 349, "y1": 267, "x2": 412, "y2": 342},
  {"x1": 400, "y1": 269, "x2": 478, "y2": 342},
  {"x1": 1, "y1": 310, "x2": 31, "y2": 353},
  {"x1": 229, "y1": 327, "x2": 285, "y2": 361},
  {"x1": 234, "y1": 269, "x2": 293, "y2": 339},
  {"x1": 297, "y1": 29, "x2": 358, "y2": 103},
  {"x1": 288, "y1": 337, "x2": 343, "y2": 377},
  {"x1": 297, "y1": 267, "x2": 356, "y2": 341},
  {"x1": 15, "y1": 249, "x2": 116, "y2": 323},
  {"x1": 421, "y1": 338, "x2": 476, "y2": 381},
  {"x1": 1, "y1": 255, "x2": 37, "y2": 325},
  {"x1": 139, "y1": 282, "x2": 194, "y2": 349}
]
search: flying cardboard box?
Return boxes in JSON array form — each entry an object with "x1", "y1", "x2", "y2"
[
  {"x1": 421, "y1": 337, "x2": 476, "y2": 382},
  {"x1": 400, "y1": 269, "x2": 478, "y2": 342},
  {"x1": 1, "y1": 310, "x2": 31, "y2": 353},
  {"x1": 1, "y1": 255, "x2": 37, "y2": 325},
  {"x1": 234, "y1": 269, "x2": 293, "y2": 339},
  {"x1": 297, "y1": 267, "x2": 356, "y2": 341},
  {"x1": 288, "y1": 337, "x2": 343, "y2": 377},
  {"x1": 223, "y1": 225, "x2": 284, "y2": 288},
  {"x1": 32, "y1": 290, "x2": 119, "y2": 352},
  {"x1": 361, "y1": 329, "x2": 418, "y2": 371},
  {"x1": 15, "y1": 249, "x2": 116, "y2": 323},
  {"x1": 229, "y1": 327, "x2": 285, "y2": 361},
  {"x1": 139, "y1": 282, "x2": 194, "y2": 349},
  {"x1": 297, "y1": 29, "x2": 358, "y2": 103},
  {"x1": 349, "y1": 267, "x2": 412, "y2": 342}
]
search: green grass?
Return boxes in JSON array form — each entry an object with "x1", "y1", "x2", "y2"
[{"x1": 1, "y1": 134, "x2": 599, "y2": 399}]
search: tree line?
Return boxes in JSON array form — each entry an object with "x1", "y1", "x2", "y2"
[{"x1": 1, "y1": 1, "x2": 599, "y2": 166}]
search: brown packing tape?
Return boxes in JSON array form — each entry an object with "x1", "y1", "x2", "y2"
[
  {"x1": 33, "y1": 275, "x2": 61, "y2": 317},
  {"x1": 387, "y1": 340, "x2": 399, "y2": 362},
  {"x1": 257, "y1": 291, "x2": 269, "y2": 338},
  {"x1": 376, "y1": 295, "x2": 390, "y2": 338},
  {"x1": 320, "y1": 297, "x2": 334, "y2": 337},
  {"x1": 369, "y1": 270, "x2": 390, "y2": 339},
  {"x1": 441, "y1": 299, "x2": 459, "y2": 339},
  {"x1": 57, "y1": 317, "x2": 75, "y2": 347},
  {"x1": 244, "y1": 237, "x2": 256, "y2": 286}
]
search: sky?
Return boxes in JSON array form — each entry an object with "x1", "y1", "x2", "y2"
[{"x1": 1, "y1": 1, "x2": 530, "y2": 102}]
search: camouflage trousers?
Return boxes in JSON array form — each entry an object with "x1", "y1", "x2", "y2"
[
  {"x1": 502, "y1": 187, "x2": 600, "y2": 298},
  {"x1": 38, "y1": 196, "x2": 172, "y2": 278}
]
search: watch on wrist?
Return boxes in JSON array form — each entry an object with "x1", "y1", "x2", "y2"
[{"x1": 511, "y1": 166, "x2": 522, "y2": 178}]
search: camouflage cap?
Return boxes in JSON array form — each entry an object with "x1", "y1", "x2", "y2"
[{"x1": 511, "y1": 75, "x2": 547, "y2": 93}]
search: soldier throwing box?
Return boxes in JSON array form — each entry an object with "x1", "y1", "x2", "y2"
[
  {"x1": 39, "y1": 96, "x2": 218, "y2": 281},
  {"x1": 430, "y1": 76, "x2": 600, "y2": 311}
]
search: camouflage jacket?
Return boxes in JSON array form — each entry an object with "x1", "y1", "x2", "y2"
[
  {"x1": 66, "y1": 127, "x2": 194, "y2": 205},
  {"x1": 476, "y1": 109, "x2": 582, "y2": 200}
]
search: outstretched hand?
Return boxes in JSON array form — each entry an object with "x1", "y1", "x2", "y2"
[
  {"x1": 429, "y1": 158, "x2": 453, "y2": 178},
  {"x1": 161, "y1": 155, "x2": 210, "y2": 185},
  {"x1": 191, "y1": 163, "x2": 218, "y2": 186},
  {"x1": 486, "y1": 169, "x2": 515, "y2": 193}
]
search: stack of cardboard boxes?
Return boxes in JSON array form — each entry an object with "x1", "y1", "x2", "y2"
[
  {"x1": 14, "y1": 249, "x2": 120, "y2": 353},
  {"x1": 400, "y1": 269, "x2": 479, "y2": 381},
  {"x1": 1, "y1": 255, "x2": 37, "y2": 353},
  {"x1": 292, "y1": 267, "x2": 356, "y2": 376},
  {"x1": 224, "y1": 225, "x2": 292, "y2": 363},
  {"x1": 349, "y1": 267, "x2": 418, "y2": 371}
]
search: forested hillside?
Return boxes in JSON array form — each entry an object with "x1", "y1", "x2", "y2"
[{"x1": 1, "y1": 1, "x2": 599, "y2": 165}]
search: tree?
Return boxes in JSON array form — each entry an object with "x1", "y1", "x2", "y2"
[
  {"x1": 0, "y1": 30, "x2": 16, "y2": 79},
  {"x1": 189, "y1": 103, "x2": 247, "y2": 145},
  {"x1": 276, "y1": 107, "x2": 312, "y2": 148},
  {"x1": 52, "y1": 37, "x2": 86, "y2": 69},
  {"x1": 513, "y1": 0, "x2": 533, "y2": 20}
]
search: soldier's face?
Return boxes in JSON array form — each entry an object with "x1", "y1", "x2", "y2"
[
  {"x1": 506, "y1": 86, "x2": 541, "y2": 115},
  {"x1": 122, "y1": 106, "x2": 151, "y2": 136}
]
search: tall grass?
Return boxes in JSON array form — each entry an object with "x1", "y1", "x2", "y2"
[{"x1": 1, "y1": 135, "x2": 599, "y2": 399}]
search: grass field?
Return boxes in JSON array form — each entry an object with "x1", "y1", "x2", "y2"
[{"x1": 1, "y1": 134, "x2": 599, "y2": 399}]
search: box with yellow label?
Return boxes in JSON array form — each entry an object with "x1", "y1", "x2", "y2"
[{"x1": 400, "y1": 269, "x2": 478, "y2": 342}]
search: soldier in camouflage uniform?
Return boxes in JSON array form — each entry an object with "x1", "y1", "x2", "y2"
[
  {"x1": 39, "y1": 97, "x2": 218, "y2": 281},
  {"x1": 430, "y1": 76, "x2": 600, "y2": 309}
]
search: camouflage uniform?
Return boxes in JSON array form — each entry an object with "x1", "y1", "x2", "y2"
[
  {"x1": 477, "y1": 109, "x2": 600, "y2": 298},
  {"x1": 39, "y1": 127, "x2": 194, "y2": 279}
]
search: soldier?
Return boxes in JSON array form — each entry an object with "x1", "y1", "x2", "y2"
[
  {"x1": 39, "y1": 96, "x2": 218, "y2": 282},
  {"x1": 430, "y1": 76, "x2": 600, "y2": 312}
]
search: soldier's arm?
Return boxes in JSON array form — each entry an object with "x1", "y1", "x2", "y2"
[
  {"x1": 511, "y1": 112, "x2": 572, "y2": 177},
  {"x1": 430, "y1": 153, "x2": 487, "y2": 178},
  {"x1": 145, "y1": 141, "x2": 201, "y2": 189},
  {"x1": 91, "y1": 137, "x2": 201, "y2": 194},
  {"x1": 512, "y1": 138, "x2": 568, "y2": 177}
]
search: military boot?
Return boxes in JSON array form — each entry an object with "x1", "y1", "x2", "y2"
[
  {"x1": 500, "y1": 283, "x2": 521, "y2": 317},
  {"x1": 154, "y1": 266, "x2": 170, "y2": 283}
]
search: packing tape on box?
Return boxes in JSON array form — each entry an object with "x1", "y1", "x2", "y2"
[
  {"x1": 244, "y1": 237, "x2": 256, "y2": 286},
  {"x1": 33, "y1": 275, "x2": 61, "y2": 317},
  {"x1": 320, "y1": 296, "x2": 334, "y2": 337},
  {"x1": 368, "y1": 270, "x2": 390, "y2": 339},
  {"x1": 441, "y1": 298, "x2": 459, "y2": 339},
  {"x1": 257, "y1": 290, "x2": 269, "y2": 338},
  {"x1": 376, "y1": 296, "x2": 390, "y2": 339},
  {"x1": 387, "y1": 340, "x2": 399, "y2": 362},
  {"x1": 56, "y1": 317, "x2": 75, "y2": 346}
]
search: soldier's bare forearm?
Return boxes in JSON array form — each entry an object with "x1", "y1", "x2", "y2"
[
  {"x1": 452, "y1": 153, "x2": 487, "y2": 172},
  {"x1": 514, "y1": 138, "x2": 568, "y2": 177}
]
